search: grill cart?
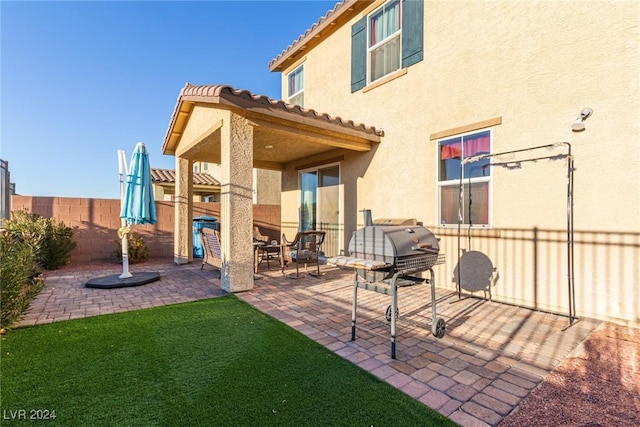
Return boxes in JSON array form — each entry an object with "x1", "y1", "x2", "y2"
[{"x1": 329, "y1": 224, "x2": 446, "y2": 359}]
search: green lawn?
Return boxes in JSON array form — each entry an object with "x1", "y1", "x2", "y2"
[{"x1": 1, "y1": 295, "x2": 456, "y2": 426}]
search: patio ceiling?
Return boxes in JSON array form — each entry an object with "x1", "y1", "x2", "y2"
[{"x1": 162, "y1": 84, "x2": 384, "y2": 171}]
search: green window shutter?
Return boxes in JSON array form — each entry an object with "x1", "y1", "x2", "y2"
[
  {"x1": 351, "y1": 17, "x2": 366, "y2": 92},
  {"x1": 401, "y1": 0, "x2": 424, "y2": 68}
]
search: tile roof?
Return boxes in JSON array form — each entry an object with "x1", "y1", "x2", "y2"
[
  {"x1": 268, "y1": 0, "x2": 369, "y2": 72},
  {"x1": 178, "y1": 83, "x2": 383, "y2": 137},
  {"x1": 151, "y1": 168, "x2": 220, "y2": 187},
  {"x1": 269, "y1": 0, "x2": 349, "y2": 69}
]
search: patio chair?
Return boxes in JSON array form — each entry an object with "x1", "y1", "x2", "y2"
[
  {"x1": 253, "y1": 226, "x2": 269, "y2": 244},
  {"x1": 281, "y1": 230, "x2": 326, "y2": 278},
  {"x1": 200, "y1": 227, "x2": 222, "y2": 271}
]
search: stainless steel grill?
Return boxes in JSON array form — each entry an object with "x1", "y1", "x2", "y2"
[
  {"x1": 348, "y1": 225, "x2": 442, "y2": 280},
  {"x1": 329, "y1": 223, "x2": 446, "y2": 359}
]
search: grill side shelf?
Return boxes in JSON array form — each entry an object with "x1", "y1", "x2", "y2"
[
  {"x1": 327, "y1": 256, "x2": 391, "y2": 270},
  {"x1": 395, "y1": 253, "x2": 446, "y2": 274},
  {"x1": 355, "y1": 276, "x2": 425, "y2": 295}
]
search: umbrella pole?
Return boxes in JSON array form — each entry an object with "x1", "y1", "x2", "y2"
[
  {"x1": 119, "y1": 223, "x2": 132, "y2": 279},
  {"x1": 118, "y1": 150, "x2": 132, "y2": 279},
  {"x1": 118, "y1": 226, "x2": 133, "y2": 279}
]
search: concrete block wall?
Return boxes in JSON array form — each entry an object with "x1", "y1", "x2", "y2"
[{"x1": 10, "y1": 196, "x2": 280, "y2": 265}]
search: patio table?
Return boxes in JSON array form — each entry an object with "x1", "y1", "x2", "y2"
[{"x1": 256, "y1": 243, "x2": 282, "y2": 272}]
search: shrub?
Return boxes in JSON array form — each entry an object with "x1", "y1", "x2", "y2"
[
  {"x1": 39, "y1": 218, "x2": 76, "y2": 270},
  {"x1": 114, "y1": 232, "x2": 149, "y2": 263},
  {"x1": 3, "y1": 210, "x2": 76, "y2": 270},
  {"x1": 0, "y1": 232, "x2": 45, "y2": 330}
]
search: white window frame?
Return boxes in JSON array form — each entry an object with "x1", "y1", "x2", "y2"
[
  {"x1": 287, "y1": 65, "x2": 304, "y2": 107},
  {"x1": 366, "y1": 0, "x2": 402, "y2": 84},
  {"x1": 436, "y1": 129, "x2": 493, "y2": 228}
]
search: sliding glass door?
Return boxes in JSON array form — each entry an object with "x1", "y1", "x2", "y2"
[{"x1": 299, "y1": 164, "x2": 340, "y2": 256}]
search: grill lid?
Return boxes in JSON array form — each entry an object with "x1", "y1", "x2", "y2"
[{"x1": 348, "y1": 225, "x2": 440, "y2": 262}]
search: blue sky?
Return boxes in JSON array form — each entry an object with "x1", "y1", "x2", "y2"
[{"x1": 1, "y1": 0, "x2": 336, "y2": 198}]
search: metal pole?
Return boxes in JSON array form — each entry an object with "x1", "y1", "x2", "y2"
[
  {"x1": 565, "y1": 143, "x2": 576, "y2": 325},
  {"x1": 351, "y1": 271, "x2": 358, "y2": 341},
  {"x1": 390, "y1": 273, "x2": 399, "y2": 359},
  {"x1": 457, "y1": 174, "x2": 463, "y2": 299},
  {"x1": 118, "y1": 150, "x2": 132, "y2": 279}
]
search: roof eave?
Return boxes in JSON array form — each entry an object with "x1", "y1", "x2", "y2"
[
  {"x1": 161, "y1": 94, "x2": 195, "y2": 156},
  {"x1": 268, "y1": 0, "x2": 372, "y2": 73},
  {"x1": 161, "y1": 83, "x2": 383, "y2": 157}
]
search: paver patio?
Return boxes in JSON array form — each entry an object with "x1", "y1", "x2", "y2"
[{"x1": 19, "y1": 259, "x2": 603, "y2": 427}]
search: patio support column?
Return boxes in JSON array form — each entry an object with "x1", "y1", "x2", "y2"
[
  {"x1": 220, "y1": 112, "x2": 254, "y2": 292},
  {"x1": 174, "y1": 156, "x2": 193, "y2": 265}
]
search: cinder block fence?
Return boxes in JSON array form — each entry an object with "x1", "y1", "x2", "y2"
[{"x1": 10, "y1": 195, "x2": 280, "y2": 265}]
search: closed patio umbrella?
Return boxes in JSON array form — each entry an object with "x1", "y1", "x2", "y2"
[
  {"x1": 120, "y1": 142, "x2": 157, "y2": 227},
  {"x1": 86, "y1": 142, "x2": 160, "y2": 289},
  {"x1": 118, "y1": 142, "x2": 156, "y2": 279}
]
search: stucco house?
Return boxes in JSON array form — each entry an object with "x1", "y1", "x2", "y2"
[
  {"x1": 191, "y1": 161, "x2": 283, "y2": 205},
  {"x1": 151, "y1": 163, "x2": 281, "y2": 204},
  {"x1": 151, "y1": 167, "x2": 221, "y2": 202},
  {"x1": 162, "y1": 0, "x2": 639, "y2": 325}
]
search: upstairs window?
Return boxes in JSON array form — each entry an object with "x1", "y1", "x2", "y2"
[
  {"x1": 438, "y1": 130, "x2": 492, "y2": 226},
  {"x1": 368, "y1": 0, "x2": 401, "y2": 83},
  {"x1": 287, "y1": 65, "x2": 304, "y2": 107},
  {"x1": 351, "y1": 0, "x2": 423, "y2": 92}
]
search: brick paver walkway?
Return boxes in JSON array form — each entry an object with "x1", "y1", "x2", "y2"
[
  {"x1": 19, "y1": 259, "x2": 602, "y2": 427},
  {"x1": 19, "y1": 260, "x2": 225, "y2": 326}
]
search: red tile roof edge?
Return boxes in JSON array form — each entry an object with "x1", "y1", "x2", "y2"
[
  {"x1": 268, "y1": 0, "x2": 350, "y2": 70},
  {"x1": 151, "y1": 168, "x2": 221, "y2": 186},
  {"x1": 179, "y1": 83, "x2": 383, "y2": 137}
]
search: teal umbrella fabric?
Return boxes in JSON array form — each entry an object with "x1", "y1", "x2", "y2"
[{"x1": 120, "y1": 142, "x2": 157, "y2": 225}]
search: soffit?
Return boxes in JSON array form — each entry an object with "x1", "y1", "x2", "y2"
[{"x1": 162, "y1": 83, "x2": 383, "y2": 170}]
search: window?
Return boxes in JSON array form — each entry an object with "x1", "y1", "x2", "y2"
[
  {"x1": 351, "y1": 0, "x2": 423, "y2": 92},
  {"x1": 287, "y1": 65, "x2": 304, "y2": 107},
  {"x1": 438, "y1": 130, "x2": 491, "y2": 226},
  {"x1": 368, "y1": 0, "x2": 401, "y2": 82}
]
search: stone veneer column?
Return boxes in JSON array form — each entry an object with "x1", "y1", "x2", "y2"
[
  {"x1": 220, "y1": 112, "x2": 254, "y2": 292},
  {"x1": 174, "y1": 156, "x2": 193, "y2": 264}
]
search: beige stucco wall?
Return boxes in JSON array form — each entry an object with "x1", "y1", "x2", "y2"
[
  {"x1": 278, "y1": 0, "x2": 640, "y2": 324},
  {"x1": 254, "y1": 169, "x2": 282, "y2": 205}
]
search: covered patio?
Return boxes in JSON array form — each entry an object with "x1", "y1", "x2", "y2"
[{"x1": 161, "y1": 83, "x2": 382, "y2": 292}]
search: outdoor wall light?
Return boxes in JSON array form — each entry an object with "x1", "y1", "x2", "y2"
[
  {"x1": 264, "y1": 144, "x2": 274, "y2": 149},
  {"x1": 571, "y1": 108, "x2": 593, "y2": 132}
]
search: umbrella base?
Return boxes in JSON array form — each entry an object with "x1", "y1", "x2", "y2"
[{"x1": 85, "y1": 272, "x2": 160, "y2": 289}]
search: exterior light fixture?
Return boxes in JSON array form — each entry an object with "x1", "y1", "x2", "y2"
[
  {"x1": 571, "y1": 108, "x2": 593, "y2": 132},
  {"x1": 264, "y1": 144, "x2": 274, "y2": 149}
]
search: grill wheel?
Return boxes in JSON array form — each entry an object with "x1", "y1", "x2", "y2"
[
  {"x1": 385, "y1": 305, "x2": 399, "y2": 322},
  {"x1": 432, "y1": 317, "x2": 446, "y2": 338}
]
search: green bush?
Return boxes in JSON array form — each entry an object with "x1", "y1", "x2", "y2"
[
  {"x1": 0, "y1": 231, "x2": 45, "y2": 330},
  {"x1": 114, "y1": 232, "x2": 149, "y2": 263},
  {"x1": 3, "y1": 210, "x2": 76, "y2": 270}
]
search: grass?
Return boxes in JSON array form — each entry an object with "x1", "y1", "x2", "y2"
[{"x1": 1, "y1": 295, "x2": 456, "y2": 426}]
